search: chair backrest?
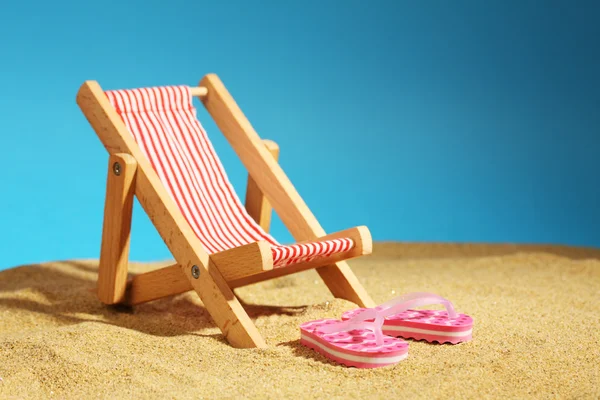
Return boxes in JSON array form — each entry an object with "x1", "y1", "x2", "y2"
[{"x1": 105, "y1": 85, "x2": 279, "y2": 254}]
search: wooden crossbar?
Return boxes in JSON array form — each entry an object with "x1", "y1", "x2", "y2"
[{"x1": 190, "y1": 87, "x2": 208, "y2": 97}]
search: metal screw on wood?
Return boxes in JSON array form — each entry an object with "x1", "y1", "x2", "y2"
[
  {"x1": 191, "y1": 265, "x2": 200, "y2": 279},
  {"x1": 113, "y1": 162, "x2": 122, "y2": 176}
]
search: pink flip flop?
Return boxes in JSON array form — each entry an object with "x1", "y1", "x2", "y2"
[
  {"x1": 341, "y1": 292, "x2": 473, "y2": 344},
  {"x1": 300, "y1": 307, "x2": 409, "y2": 368}
]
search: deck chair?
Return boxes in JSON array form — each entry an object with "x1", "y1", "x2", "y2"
[{"x1": 76, "y1": 73, "x2": 375, "y2": 348}]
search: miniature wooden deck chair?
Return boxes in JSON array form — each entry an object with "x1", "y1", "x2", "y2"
[{"x1": 76, "y1": 73, "x2": 375, "y2": 348}]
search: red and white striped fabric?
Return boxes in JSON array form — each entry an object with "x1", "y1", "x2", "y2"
[{"x1": 105, "y1": 85, "x2": 354, "y2": 268}]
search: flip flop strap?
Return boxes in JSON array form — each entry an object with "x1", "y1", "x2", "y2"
[
  {"x1": 316, "y1": 308, "x2": 387, "y2": 346},
  {"x1": 314, "y1": 292, "x2": 458, "y2": 346},
  {"x1": 376, "y1": 292, "x2": 459, "y2": 319}
]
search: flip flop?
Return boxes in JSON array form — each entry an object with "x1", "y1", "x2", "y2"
[
  {"x1": 341, "y1": 292, "x2": 473, "y2": 344},
  {"x1": 300, "y1": 307, "x2": 409, "y2": 369}
]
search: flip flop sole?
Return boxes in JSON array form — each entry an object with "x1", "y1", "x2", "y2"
[
  {"x1": 342, "y1": 309, "x2": 474, "y2": 344},
  {"x1": 300, "y1": 319, "x2": 409, "y2": 369},
  {"x1": 382, "y1": 325, "x2": 473, "y2": 344}
]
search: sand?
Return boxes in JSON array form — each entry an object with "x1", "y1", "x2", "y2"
[{"x1": 1, "y1": 242, "x2": 599, "y2": 399}]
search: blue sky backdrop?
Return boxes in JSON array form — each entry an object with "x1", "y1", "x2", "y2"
[{"x1": 1, "y1": 1, "x2": 599, "y2": 270}]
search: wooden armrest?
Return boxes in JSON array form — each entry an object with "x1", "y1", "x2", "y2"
[
  {"x1": 228, "y1": 226, "x2": 372, "y2": 289},
  {"x1": 209, "y1": 240, "x2": 273, "y2": 278}
]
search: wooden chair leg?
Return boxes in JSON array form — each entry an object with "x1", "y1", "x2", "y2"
[
  {"x1": 315, "y1": 262, "x2": 375, "y2": 308},
  {"x1": 97, "y1": 153, "x2": 137, "y2": 304},
  {"x1": 245, "y1": 139, "x2": 280, "y2": 232}
]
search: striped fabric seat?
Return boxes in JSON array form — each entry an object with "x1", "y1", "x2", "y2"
[{"x1": 105, "y1": 85, "x2": 354, "y2": 268}]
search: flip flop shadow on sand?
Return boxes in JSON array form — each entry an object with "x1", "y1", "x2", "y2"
[
  {"x1": 279, "y1": 338, "x2": 378, "y2": 368},
  {"x1": 279, "y1": 339, "x2": 338, "y2": 366},
  {"x1": 0, "y1": 260, "x2": 307, "y2": 342}
]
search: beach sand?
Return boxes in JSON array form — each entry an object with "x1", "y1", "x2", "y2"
[{"x1": 1, "y1": 242, "x2": 599, "y2": 399}]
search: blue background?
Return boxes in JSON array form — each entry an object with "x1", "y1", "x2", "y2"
[{"x1": 1, "y1": 1, "x2": 598, "y2": 270}]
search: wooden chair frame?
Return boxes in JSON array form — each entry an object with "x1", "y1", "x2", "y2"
[{"x1": 76, "y1": 73, "x2": 375, "y2": 348}]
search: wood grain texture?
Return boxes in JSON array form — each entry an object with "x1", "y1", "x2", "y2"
[
  {"x1": 97, "y1": 153, "x2": 137, "y2": 304},
  {"x1": 125, "y1": 264, "x2": 189, "y2": 306},
  {"x1": 245, "y1": 139, "x2": 280, "y2": 232},
  {"x1": 210, "y1": 240, "x2": 273, "y2": 279},
  {"x1": 77, "y1": 80, "x2": 266, "y2": 348},
  {"x1": 200, "y1": 73, "x2": 375, "y2": 308}
]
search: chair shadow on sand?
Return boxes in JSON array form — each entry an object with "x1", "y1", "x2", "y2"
[
  {"x1": 4, "y1": 243, "x2": 597, "y2": 348},
  {"x1": 0, "y1": 260, "x2": 308, "y2": 344}
]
